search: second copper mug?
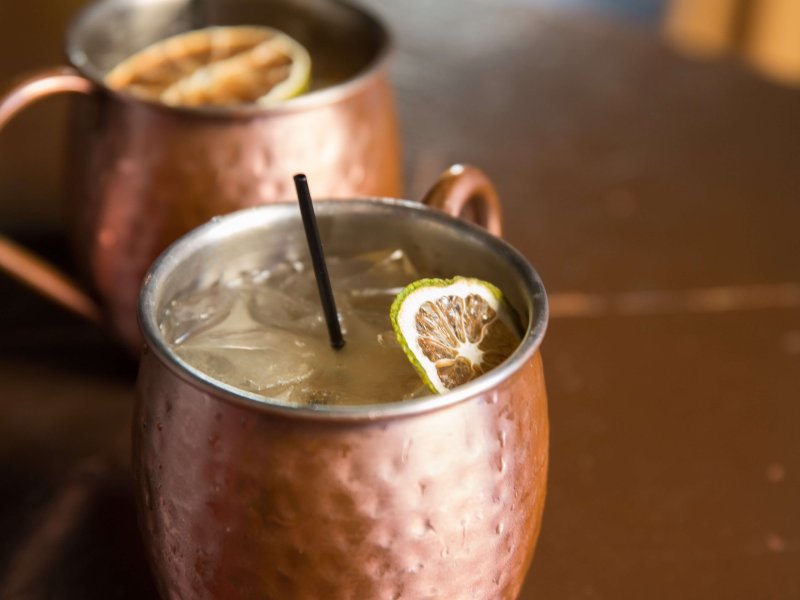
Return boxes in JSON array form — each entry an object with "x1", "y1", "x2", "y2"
[
  {"x1": 136, "y1": 180, "x2": 548, "y2": 599},
  {"x1": 0, "y1": 0, "x2": 400, "y2": 350}
]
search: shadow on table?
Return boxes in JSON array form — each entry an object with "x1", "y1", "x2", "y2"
[
  {"x1": 0, "y1": 230, "x2": 137, "y2": 380},
  {"x1": 0, "y1": 460, "x2": 158, "y2": 599}
]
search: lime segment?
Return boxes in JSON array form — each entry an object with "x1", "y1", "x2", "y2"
[{"x1": 390, "y1": 277, "x2": 522, "y2": 394}]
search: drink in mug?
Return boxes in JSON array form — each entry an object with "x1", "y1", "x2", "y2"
[
  {"x1": 0, "y1": 0, "x2": 400, "y2": 351},
  {"x1": 135, "y1": 198, "x2": 549, "y2": 599},
  {"x1": 161, "y1": 248, "x2": 431, "y2": 405}
]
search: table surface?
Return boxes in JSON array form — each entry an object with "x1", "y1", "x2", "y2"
[{"x1": 1, "y1": 1, "x2": 799, "y2": 598}]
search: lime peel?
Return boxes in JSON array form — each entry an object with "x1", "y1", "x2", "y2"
[{"x1": 256, "y1": 33, "x2": 311, "y2": 106}]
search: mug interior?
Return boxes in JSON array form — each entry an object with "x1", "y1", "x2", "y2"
[
  {"x1": 67, "y1": 0, "x2": 387, "y2": 97},
  {"x1": 140, "y1": 199, "x2": 548, "y2": 417}
]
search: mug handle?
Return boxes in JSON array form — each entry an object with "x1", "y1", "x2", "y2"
[
  {"x1": 0, "y1": 67, "x2": 103, "y2": 324},
  {"x1": 421, "y1": 164, "x2": 502, "y2": 237}
]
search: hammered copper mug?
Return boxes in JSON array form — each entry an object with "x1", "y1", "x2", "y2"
[
  {"x1": 135, "y1": 170, "x2": 548, "y2": 599},
  {"x1": 0, "y1": 0, "x2": 400, "y2": 350}
]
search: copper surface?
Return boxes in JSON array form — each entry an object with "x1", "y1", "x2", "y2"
[
  {"x1": 422, "y1": 164, "x2": 503, "y2": 237},
  {"x1": 0, "y1": 0, "x2": 401, "y2": 351},
  {"x1": 133, "y1": 198, "x2": 549, "y2": 599},
  {"x1": 136, "y1": 350, "x2": 547, "y2": 599},
  {"x1": 0, "y1": 214, "x2": 101, "y2": 325},
  {"x1": 0, "y1": 68, "x2": 103, "y2": 324}
]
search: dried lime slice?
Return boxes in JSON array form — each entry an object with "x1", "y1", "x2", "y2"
[
  {"x1": 105, "y1": 26, "x2": 311, "y2": 107},
  {"x1": 390, "y1": 277, "x2": 522, "y2": 394}
]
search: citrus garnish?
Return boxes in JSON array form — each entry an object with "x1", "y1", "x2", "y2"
[
  {"x1": 105, "y1": 26, "x2": 311, "y2": 107},
  {"x1": 390, "y1": 277, "x2": 522, "y2": 394}
]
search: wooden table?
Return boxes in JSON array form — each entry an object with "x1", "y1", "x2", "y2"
[{"x1": 1, "y1": 1, "x2": 799, "y2": 598}]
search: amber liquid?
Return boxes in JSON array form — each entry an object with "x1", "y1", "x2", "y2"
[{"x1": 161, "y1": 249, "x2": 428, "y2": 406}]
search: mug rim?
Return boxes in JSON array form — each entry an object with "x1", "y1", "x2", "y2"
[
  {"x1": 138, "y1": 198, "x2": 549, "y2": 422},
  {"x1": 65, "y1": 0, "x2": 392, "y2": 118}
]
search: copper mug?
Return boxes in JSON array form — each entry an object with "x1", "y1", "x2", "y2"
[
  {"x1": 0, "y1": 0, "x2": 400, "y2": 350},
  {"x1": 135, "y1": 167, "x2": 548, "y2": 599}
]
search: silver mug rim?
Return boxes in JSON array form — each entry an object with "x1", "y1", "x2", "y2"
[
  {"x1": 138, "y1": 198, "x2": 549, "y2": 422},
  {"x1": 65, "y1": 0, "x2": 392, "y2": 118}
]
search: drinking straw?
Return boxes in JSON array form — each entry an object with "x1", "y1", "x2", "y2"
[{"x1": 293, "y1": 174, "x2": 346, "y2": 349}]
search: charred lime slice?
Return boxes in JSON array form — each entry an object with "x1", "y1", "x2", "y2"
[{"x1": 105, "y1": 25, "x2": 311, "y2": 107}]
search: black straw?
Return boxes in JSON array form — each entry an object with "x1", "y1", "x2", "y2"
[{"x1": 293, "y1": 174, "x2": 345, "y2": 350}]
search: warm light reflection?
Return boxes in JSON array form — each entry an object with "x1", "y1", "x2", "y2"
[{"x1": 664, "y1": 0, "x2": 800, "y2": 88}]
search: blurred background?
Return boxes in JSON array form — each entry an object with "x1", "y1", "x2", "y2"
[{"x1": 5, "y1": 0, "x2": 800, "y2": 229}]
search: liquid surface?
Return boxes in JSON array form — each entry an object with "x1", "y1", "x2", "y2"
[{"x1": 161, "y1": 249, "x2": 428, "y2": 406}]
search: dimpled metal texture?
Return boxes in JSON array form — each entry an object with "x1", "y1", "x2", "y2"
[
  {"x1": 134, "y1": 349, "x2": 548, "y2": 600},
  {"x1": 66, "y1": 78, "x2": 400, "y2": 350},
  {"x1": 59, "y1": 0, "x2": 401, "y2": 350}
]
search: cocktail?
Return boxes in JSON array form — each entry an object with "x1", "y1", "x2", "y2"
[
  {"x1": 134, "y1": 172, "x2": 549, "y2": 599},
  {"x1": 0, "y1": 0, "x2": 399, "y2": 349},
  {"x1": 162, "y1": 247, "x2": 430, "y2": 405}
]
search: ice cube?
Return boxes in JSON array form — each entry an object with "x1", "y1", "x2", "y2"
[
  {"x1": 181, "y1": 327, "x2": 315, "y2": 352},
  {"x1": 175, "y1": 291, "x2": 327, "y2": 393},
  {"x1": 162, "y1": 249, "x2": 427, "y2": 407},
  {"x1": 377, "y1": 330, "x2": 401, "y2": 348},
  {"x1": 255, "y1": 249, "x2": 417, "y2": 335},
  {"x1": 274, "y1": 262, "x2": 317, "y2": 300},
  {"x1": 341, "y1": 249, "x2": 419, "y2": 291},
  {"x1": 247, "y1": 285, "x2": 316, "y2": 328},
  {"x1": 222, "y1": 259, "x2": 302, "y2": 289},
  {"x1": 340, "y1": 249, "x2": 419, "y2": 317},
  {"x1": 160, "y1": 283, "x2": 236, "y2": 345},
  {"x1": 247, "y1": 283, "x2": 356, "y2": 338},
  {"x1": 177, "y1": 345, "x2": 315, "y2": 393}
]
